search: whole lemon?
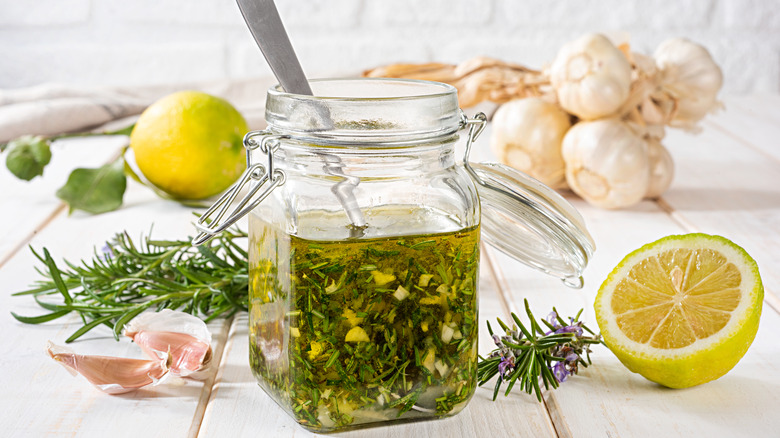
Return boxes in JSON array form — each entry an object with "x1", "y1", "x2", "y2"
[{"x1": 130, "y1": 91, "x2": 248, "y2": 200}]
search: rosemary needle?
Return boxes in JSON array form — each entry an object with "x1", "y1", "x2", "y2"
[{"x1": 11, "y1": 227, "x2": 249, "y2": 342}]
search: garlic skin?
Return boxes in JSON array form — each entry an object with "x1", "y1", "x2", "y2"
[
  {"x1": 645, "y1": 139, "x2": 674, "y2": 199},
  {"x1": 490, "y1": 97, "x2": 571, "y2": 188},
  {"x1": 562, "y1": 119, "x2": 650, "y2": 209},
  {"x1": 550, "y1": 34, "x2": 632, "y2": 120},
  {"x1": 124, "y1": 309, "x2": 213, "y2": 379},
  {"x1": 654, "y1": 38, "x2": 723, "y2": 128},
  {"x1": 47, "y1": 342, "x2": 170, "y2": 394}
]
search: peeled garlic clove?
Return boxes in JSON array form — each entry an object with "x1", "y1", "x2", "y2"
[
  {"x1": 645, "y1": 139, "x2": 674, "y2": 199},
  {"x1": 47, "y1": 341, "x2": 170, "y2": 394},
  {"x1": 490, "y1": 97, "x2": 571, "y2": 188},
  {"x1": 654, "y1": 38, "x2": 723, "y2": 128},
  {"x1": 550, "y1": 34, "x2": 632, "y2": 120},
  {"x1": 562, "y1": 119, "x2": 650, "y2": 209},
  {"x1": 123, "y1": 309, "x2": 212, "y2": 378}
]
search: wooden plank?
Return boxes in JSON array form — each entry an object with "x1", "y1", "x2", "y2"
[
  {"x1": 0, "y1": 136, "x2": 126, "y2": 265},
  {"x1": 486, "y1": 195, "x2": 780, "y2": 437},
  {"x1": 726, "y1": 95, "x2": 780, "y2": 124},
  {"x1": 659, "y1": 126, "x2": 780, "y2": 305},
  {"x1": 196, "y1": 250, "x2": 556, "y2": 437},
  {"x1": 1, "y1": 147, "x2": 234, "y2": 437},
  {"x1": 705, "y1": 101, "x2": 780, "y2": 164}
]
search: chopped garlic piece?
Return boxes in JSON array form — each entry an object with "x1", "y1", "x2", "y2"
[
  {"x1": 325, "y1": 280, "x2": 339, "y2": 294},
  {"x1": 393, "y1": 285, "x2": 410, "y2": 301},
  {"x1": 290, "y1": 327, "x2": 300, "y2": 337},
  {"x1": 342, "y1": 308, "x2": 364, "y2": 326},
  {"x1": 441, "y1": 324, "x2": 455, "y2": 343},
  {"x1": 434, "y1": 359, "x2": 450, "y2": 377},
  {"x1": 345, "y1": 326, "x2": 370, "y2": 343},
  {"x1": 309, "y1": 341, "x2": 323, "y2": 360},
  {"x1": 418, "y1": 274, "x2": 434, "y2": 287},
  {"x1": 422, "y1": 347, "x2": 436, "y2": 374},
  {"x1": 419, "y1": 296, "x2": 440, "y2": 305},
  {"x1": 371, "y1": 270, "x2": 396, "y2": 286}
]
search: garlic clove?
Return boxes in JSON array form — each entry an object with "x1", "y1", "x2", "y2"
[
  {"x1": 645, "y1": 139, "x2": 674, "y2": 199},
  {"x1": 123, "y1": 309, "x2": 213, "y2": 379},
  {"x1": 654, "y1": 38, "x2": 723, "y2": 129},
  {"x1": 490, "y1": 97, "x2": 571, "y2": 188},
  {"x1": 550, "y1": 34, "x2": 632, "y2": 120},
  {"x1": 47, "y1": 341, "x2": 170, "y2": 394},
  {"x1": 562, "y1": 119, "x2": 650, "y2": 209},
  {"x1": 130, "y1": 331, "x2": 212, "y2": 379}
]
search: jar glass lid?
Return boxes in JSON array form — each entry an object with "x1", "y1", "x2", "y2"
[
  {"x1": 265, "y1": 78, "x2": 463, "y2": 145},
  {"x1": 468, "y1": 161, "x2": 595, "y2": 288}
]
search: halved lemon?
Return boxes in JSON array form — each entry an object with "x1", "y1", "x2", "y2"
[{"x1": 594, "y1": 234, "x2": 763, "y2": 388}]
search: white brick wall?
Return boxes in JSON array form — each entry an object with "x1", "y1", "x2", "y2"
[{"x1": 0, "y1": 0, "x2": 777, "y2": 94}]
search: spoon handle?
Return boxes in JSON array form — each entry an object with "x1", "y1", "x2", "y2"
[{"x1": 236, "y1": 0, "x2": 313, "y2": 95}]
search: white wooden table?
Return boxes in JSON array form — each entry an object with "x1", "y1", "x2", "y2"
[{"x1": 2, "y1": 96, "x2": 779, "y2": 438}]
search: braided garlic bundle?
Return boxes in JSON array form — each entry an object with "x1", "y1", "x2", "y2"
[{"x1": 364, "y1": 33, "x2": 722, "y2": 209}]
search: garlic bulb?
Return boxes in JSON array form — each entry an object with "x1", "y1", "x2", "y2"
[
  {"x1": 490, "y1": 97, "x2": 571, "y2": 188},
  {"x1": 562, "y1": 119, "x2": 650, "y2": 209},
  {"x1": 550, "y1": 34, "x2": 632, "y2": 120},
  {"x1": 654, "y1": 38, "x2": 723, "y2": 128},
  {"x1": 645, "y1": 139, "x2": 674, "y2": 199}
]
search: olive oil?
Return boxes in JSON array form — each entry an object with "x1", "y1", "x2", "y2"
[{"x1": 249, "y1": 215, "x2": 479, "y2": 431}]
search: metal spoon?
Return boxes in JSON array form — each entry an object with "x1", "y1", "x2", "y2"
[{"x1": 235, "y1": 0, "x2": 367, "y2": 236}]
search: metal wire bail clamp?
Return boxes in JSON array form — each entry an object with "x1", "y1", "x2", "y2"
[
  {"x1": 192, "y1": 130, "x2": 288, "y2": 246},
  {"x1": 461, "y1": 111, "x2": 487, "y2": 173}
]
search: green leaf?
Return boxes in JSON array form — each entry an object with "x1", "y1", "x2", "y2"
[
  {"x1": 107, "y1": 124, "x2": 135, "y2": 137},
  {"x1": 56, "y1": 156, "x2": 127, "y2": 214},
  {"x1": 4, "y1": 135, "x2": 52, "y2": 181}
]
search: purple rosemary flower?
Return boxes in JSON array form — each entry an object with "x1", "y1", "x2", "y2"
[
  {"x1": 498, "y1": 356, "x2": 516, "y2": 380},
  {"x1": 101, "y1": 243, "x2": 114, "y2": 260},
  {"x1": 546, "y1": 311, "x2": 559, "y2": 327},
  {"x1": 552, "y1": 361, "x2": 570, "y2": 382},
  {"x1": 555, "y1": 321, "x2": 584, "y2": 337}
]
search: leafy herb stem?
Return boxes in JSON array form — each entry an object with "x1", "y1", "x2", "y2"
[
  {"x1": 477, "y1": 299, "x2": 603, "y2": 402},
  {"x1": 11, "y1": 226, "x2": 249, "y2": 342}
]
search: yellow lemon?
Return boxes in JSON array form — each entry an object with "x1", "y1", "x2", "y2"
[
  {"x1": 594, "y1": 233, "x2": 763, "y2": 388},
  {"x1": 130, "y1": 91, "x2": 247, "y2": 200}
]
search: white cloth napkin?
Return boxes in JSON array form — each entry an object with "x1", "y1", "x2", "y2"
[{"x1": 0, "y1": 77, "x2": 277, "y2": 143}]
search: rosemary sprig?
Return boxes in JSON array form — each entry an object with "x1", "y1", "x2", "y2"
[
  {"x1": 11, "y1": 227, "x2": 248, "y2": 342},
  {"x1": 477, "y1": 299, "x2": 603, "y2": 402}
]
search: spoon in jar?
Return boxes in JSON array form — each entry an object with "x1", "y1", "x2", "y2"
[{"x1": 235, "y1": 0, "x2": 367, "y2": 237}]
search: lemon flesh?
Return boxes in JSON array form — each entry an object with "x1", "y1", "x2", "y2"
[
  {"x1": 130, "y1": 91, "x2": 248, "y2": 200},
  {"x1": 595, "y1": 234, "x2": 763, "y2": 388}
]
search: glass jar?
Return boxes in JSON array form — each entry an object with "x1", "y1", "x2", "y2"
[{"x1": 194, "y1": 78, "x2": 594, "y2": 432}]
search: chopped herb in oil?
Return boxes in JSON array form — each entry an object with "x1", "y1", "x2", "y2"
[{"x1": 249, "y1": 225, "x2": 480, "y2": 431}]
